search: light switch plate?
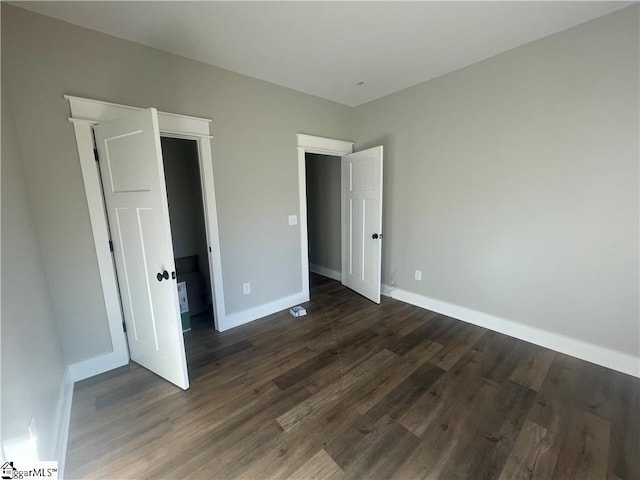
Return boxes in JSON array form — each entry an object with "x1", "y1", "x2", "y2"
[{"x1": 288, "y1": 215, "x2": 298, "y2": 226}]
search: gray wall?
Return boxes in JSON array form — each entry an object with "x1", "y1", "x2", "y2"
[
  {"x1": 2, "y1": 3, "x2": 637, "y2": 371},
  {"x1": 161, "y1": 137, "x2": 211, "y2": 297},
  {"x1": 305, "y1": 154, "x2": 342, "y2": 274},
  {"x1": 1, "y1": 88, "x2": 66, "y2": 459},
  {"x1": 352, "y1": 6, "x2": 639, "y2": 357},
  {"x1": 1, "y1": 4, "x2": 351, "y2": 365}
]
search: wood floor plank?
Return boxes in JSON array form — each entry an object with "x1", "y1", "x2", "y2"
[
  {"x1": 392, "y1": 377, "x2": 499, "y2": 479},
  {"x1": 398, "y1": 349, "x2": 490, "y2": 438},
  {"x1": 552, "y1": 410, "x2": 610, "y2": 480},
  {"x1": 608, "y1": 372, "x2": 640, "y2": 480},
  {"x1": 568, "y1": 361, "x2": 640, "y2": 480},
  {"x1": 440, "y1": 380, "x2": 537, "y2": 480},
  {"x1": 186, "y1": 420, "x2": 287, "y2": 480},
  {"x1": 67, "y1": 417, "x2": 172, "y2": 479},
  {"x1": 169, "y1": 378, "x2": 284, "y2": 437},
  {"x1": 521, "y1": 354, "x2": 583, "y2": 480},
  {"x1": 67, "y1": 387, "x2": 190, "y2": 453},
  {"x1": 300, "y1": 334, "x2": 391, "y2": 395},
  {"x1": 510, "y1": 345, "x2": 556, "y2": 392},
  {"x1": 273, "y1": 329, "x2": 379, "y2": 391},
  {"x1": 289, "y1": 449, "x2": 345, "y2": 480},
  {"x1": 64, "y1": 273, "x2": 640, "y2": 480},
  {"x1": 433, "y1": 323, "x2": 486, "y2": 370},
  {"x1": 360, "y1": 360, "x2": 446, "y2": 423},
  {"x1": 385, "y1": 317, "x2": 439, "y2": 356},
  {"x1": 139, "y1": 384, "x2": 311, "y2": 480},
  {"x1": 277, "y1": 349, "x2": 397, "y2": 431},
  {"x1": 498, "y1": 419, "x2": 552, "y2": 480},
  {"x1": 472, "y1": 330, "x2": 524, "y2": 384},
  {"x1": 242, "y1": 345, "x2": 318, "y2": 386},
  {"x1": 376, "y1": 306, "x2": 438, "y2": 339},
  {"x1": 326, "y1": 414, "x2": 420, "y2": 479},
  {"x1": 187, "y1": 338, "x2": 253, "y2": 374},
  {"x1": 356, "y1": 341, "x2": 443, "y2": 415},
  {"x1": 235, "y1": 406, "x2": 362, "y2": 480}
]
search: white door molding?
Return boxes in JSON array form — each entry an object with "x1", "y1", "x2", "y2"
[
  {"x1": 66, "y1": 95, "x2": 226, "y2": 381},
  {"x1": 297, "y1": 134, "x2": 353, "y2": 300}
]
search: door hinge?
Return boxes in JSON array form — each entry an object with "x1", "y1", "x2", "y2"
[
  {"x1": 209, "y1": 246, "x2": 212, "y2": 252},
  {"x1": 122, "y1": 322, "x2": 127, "y2": 333},
  {"x1": 109, "y1": 240, "x2": 114, "y2": 252},
  {"x1": 94, "y1": 148, "x2": 99, "y2": 162}
]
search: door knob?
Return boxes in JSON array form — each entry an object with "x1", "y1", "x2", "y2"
[
  {"x1": 157, "y1": 270, "x2": 169, "y2": 282},
  {"x1": 372, "y1": 233, "x2": 383, "y2": 239}
]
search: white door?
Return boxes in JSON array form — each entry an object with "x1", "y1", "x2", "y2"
[
  {"x1": 94, "y1": 108, "x2": 189, "y2": 390},
  {"x1": 342, "y1": 146, "x2": 383, "y2": 303}
]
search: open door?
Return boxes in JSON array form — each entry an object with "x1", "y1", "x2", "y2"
[
  {"x1": 94, "y1": 108, "x2": 189, "y2": 390},
  {"x1": 342, "y1": 146, "x2": 383, "y2": 303}
]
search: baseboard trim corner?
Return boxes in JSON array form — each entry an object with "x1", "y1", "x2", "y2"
[
  {"x1": 220, "y1": 291, "x2": 310, "y2": 331},
  {"x1": 381, "y1": 284, "x2": 640, "y2": 378},
  {"x1": 68, "y1": 349, "x2": 129, "y2": 383},
  {"x1": 309, "y1": 264, "x2": 342, "y2": 282}
]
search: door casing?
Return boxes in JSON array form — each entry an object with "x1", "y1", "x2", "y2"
[
  {"x1": 296, "y1": 134, "x2": 353, "y2": 301},
  {"x1": 66, "y1": 95, "x2": 226, "y2": 381}
]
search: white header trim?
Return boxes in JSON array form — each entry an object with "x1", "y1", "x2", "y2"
[
  {"x1": 65, "y1": 95, "x2": 213, "y2": 138},
  {"x1": 297, "y1": 133, "x2": 353, "y2": 156}
]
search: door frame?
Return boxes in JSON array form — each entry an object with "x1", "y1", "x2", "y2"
[
  {"x1": 296, "y1": 134, "x2": 353, "y2": 300},
  {"x1": 66, "y1": 95, "x2": 226, "y2": 381}
]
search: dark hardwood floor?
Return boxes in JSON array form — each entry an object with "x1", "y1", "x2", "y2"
[{"x1": 65, "y1": 274, "x2": 639, "y2": 479}]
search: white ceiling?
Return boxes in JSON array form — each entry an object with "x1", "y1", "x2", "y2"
[{"x1": 13, "y1": 1, "x2": 634, "y2": 107}]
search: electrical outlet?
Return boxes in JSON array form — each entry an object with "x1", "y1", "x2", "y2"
[
  {"x1": 414, "y1": 270, "x2": 422, "y2": 281},
  {"x1": 243, "y1": 283, "x2": 251, "y2": 295},
  {"x1": 288, "y1": 215, "x2": 298, "y2": 226}
]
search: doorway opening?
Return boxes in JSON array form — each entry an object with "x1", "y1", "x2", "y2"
[
  {"x1": 161, "y1": 137, "x2": 215, "y2": 335},
  {"x1": 296, "y1": 134, "x2": 384, "y2": 306},
  {"x1": 296, "y1": 134, "x2": 353, "y2": 303},
  {"x1": 305, "y1": 152, "x2": 342, "y2": 297},
  {"x1": 67, "y1": 95, "x2": 229, "y2": 386}
]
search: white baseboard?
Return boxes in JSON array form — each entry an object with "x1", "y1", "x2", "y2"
[
  {"x1": 68, "y1": 350, "x2": 128, "y2": 383},
  {"x1": 53, "y1": 368, "x2": 74, "y2": 477},
  {"x1": 309, "y1": 264, "x2": 342, "y2": 282},
  {"x1": 220, "y1": 291, "x2": 310, "y2": 331},
  {"x1": 381, "y1": 285, "x2": 640, "y2": 378}
]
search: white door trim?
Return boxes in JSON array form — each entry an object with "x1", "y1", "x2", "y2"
[
  {"x1": 66, "y1": 95, "x2": 226, "y2": 381},
  {"x1": 296, "y1": 134, "x2": 353, "y2": 300}
]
